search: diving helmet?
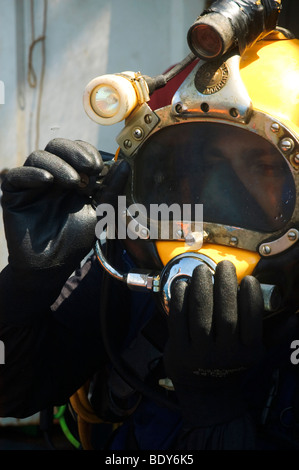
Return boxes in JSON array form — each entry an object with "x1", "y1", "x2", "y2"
[{"x1": 83, "y1": 0, "x2": 299, "y2": 317}]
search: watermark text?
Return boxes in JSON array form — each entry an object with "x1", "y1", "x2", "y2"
[
  {"x1": 0, "y1": 341, "x2": 4, "y2": 364},
  {"x1": 0, "y1": 81, "x2": 4, "y2": 105},
  {"x1": 290, "y1": 340, "x2": 299, "y2": 365},
  {"x1": 95, "y1": 196, "x2": 203, "y2": 246}
]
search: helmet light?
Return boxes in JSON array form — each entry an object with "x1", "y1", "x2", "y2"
[
  {"x1": 188, "y1": 24, "x2": 223, "y2": 60},
  {"x1": 83, "y1": 72, "x2": 149, "y2": 126},
  {"x1": 187, "y1": 0, "x2": 281, "y2": 61},
  {"x1": 187, "y1": 14, "x2": 233, "y2": 61}
]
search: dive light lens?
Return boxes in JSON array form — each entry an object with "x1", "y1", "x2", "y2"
[
  {"x1": 187, "y1": 13, "x2": 234, "y2": 61},
  {"x1": 189, "y1": 24, "x2": 223, "y2": 59},
  {"x1": 91, "y1": 85, "x2": 120, "y2": 118}
]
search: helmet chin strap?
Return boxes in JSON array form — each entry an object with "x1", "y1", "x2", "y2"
[{"x1": 94, "y1": 239, "x2": 281, "y2": 314}]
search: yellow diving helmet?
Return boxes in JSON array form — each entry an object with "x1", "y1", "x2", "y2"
[{"x1": 84, "y1": 0, "x2": 299, "y2": 317}]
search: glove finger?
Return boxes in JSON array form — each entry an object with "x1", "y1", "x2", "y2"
[
  {"x1": 24, "y1": 150, "x2": 81, "y2": 188},
  {"x1": 45, "y1": 138, "x2": 103, "y2": 175},
  {"x1": 213, "y1": 260, "x2": 238, "y2": 345},
  {"x1": 94, "y1": 159, "x2": 130, "y2": 207},
  {"x1": 239, "y1": 276, "x2": 263, "y2": 345},
  {"x1": 188, "y1": 263, "x2": 213, "y2": 345},
  {"x1": 168, "y1": 280, "x2": 190, "y2": 351},
  {"x1": 1, "y1": 167, "x2": 53, "y2": 191},
  {"x1": 75, "y1": 140, "x2": 104, "y2": 173}
]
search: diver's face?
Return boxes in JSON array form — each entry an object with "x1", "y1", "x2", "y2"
[
  {"x1": 203, "y1": 129, "x2": 289, "y2": 228},
  {"x1": 134, "y1": 122, "x2": 295, "y2": 233}
]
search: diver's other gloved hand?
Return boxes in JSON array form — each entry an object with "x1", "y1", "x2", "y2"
[
  {"x1": 164, "y1": 260, "x2": 264, "y2": 427},
  {"x1": 1, "y1": 138, "x2": 129, "y2": 307}
]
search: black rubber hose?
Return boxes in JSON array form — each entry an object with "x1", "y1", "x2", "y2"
[
  {"x1": 143, "y1": 52, "x2": 196, "y2": 95},
  {"x1": 98, "y1": 241, "x2": 180, "y2": 413}
]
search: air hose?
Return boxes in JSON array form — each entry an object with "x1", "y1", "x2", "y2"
[
  {"x1": 143, "y1": 52, "x2": 196, "y2": 94},
  {"x1": 54, "y1": 405, "x2": 81, "y2": 449},
  {"x1": 98, "y1": 240, "x2": 180, "y2": 414}
]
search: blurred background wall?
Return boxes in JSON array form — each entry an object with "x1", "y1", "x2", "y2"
[{"x1": 0, "y1": 0, "x2": 205, "y2": 271}]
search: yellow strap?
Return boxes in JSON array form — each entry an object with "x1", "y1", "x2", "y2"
[
  {"x1": 70, "y1": 382, "x2": 122, "y2": 450},
  {"x1": 70, "y1": 383, "x2": 103, "y2": 424}
]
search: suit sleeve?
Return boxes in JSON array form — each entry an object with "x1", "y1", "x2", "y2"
[{"x1": 0, "y1": 256, "x2": 107, "y2": 418}]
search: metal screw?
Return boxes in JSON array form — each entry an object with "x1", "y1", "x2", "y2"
[
  {"x1": 185, "y1": 233, "x2": 194, "y2": 245},
  {"x1": 124, "y1": 139, "x2": 132, "y2": 149},
  {"x1": 280, "y1": 138, "x2": 294, "y2": 153},
  {"x1": 144, "y1": 114, "x2": 152, "y2": 124},
  {"x1": 293, "y1": 153, "x2": 299, "y2": 164},
  {"x1": 203, "y1": 230, "x2": 210, "y2": 240},
  {"x1": 133, "y1": 128, "x2": 143, "y2": 140},
  {"x1": 175, "y1": 103, "x2": 183, "y2": 114},
  {"x1": 140, "y1": 227, "x2": 149, "y2": 239},
  {"x1": 288, "y1": 230, "x2": 297, "y2": 241},
  {"x1": 201, "y1": 102, "x2": 210, "y2": 113},
  {"x1": 261, "y1": 245, "x2": 271, "y2": 255},
  {"x1": 185, "y1": 231, "x2": 203, "y2": 247},
  {"x1": 271, "y1": 122, "x2": 280, "y2": 133},
  {"x1": 229, "y1": 108, "x2": 239, "y2": 118},
  {"x1": 229, "y1": 236, "x2": 238, "y2": 246}
]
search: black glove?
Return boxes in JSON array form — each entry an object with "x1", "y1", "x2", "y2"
[
  {"x1": 164, "y1": 260, "x2": 264, "y2": 427},
  {"x1": 1, "y1": 138, "x2": 129, "y2": 307}
]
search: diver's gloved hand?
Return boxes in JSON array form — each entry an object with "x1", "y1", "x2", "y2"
[
  {"x1": 1, "y1": 138, "x2": 129, "y2": 306},
  {"x1": 164, "y1": 260, "x2": 264, "y2": 426}
]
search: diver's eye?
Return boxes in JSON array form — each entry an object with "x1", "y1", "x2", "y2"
[
  {"x1": 254, "y1": 164, "x2": 282, "y2": 177},
  {"x1": 203, "y1": 149, "x2": 227, "y2": 171},
  {"x1": 248, "y1": 159, "x2": 285, "y2": 178}
]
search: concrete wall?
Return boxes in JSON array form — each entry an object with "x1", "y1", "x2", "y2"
[{"x1": 0, "y1": 0, "x2": 205, "y2": 271}]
